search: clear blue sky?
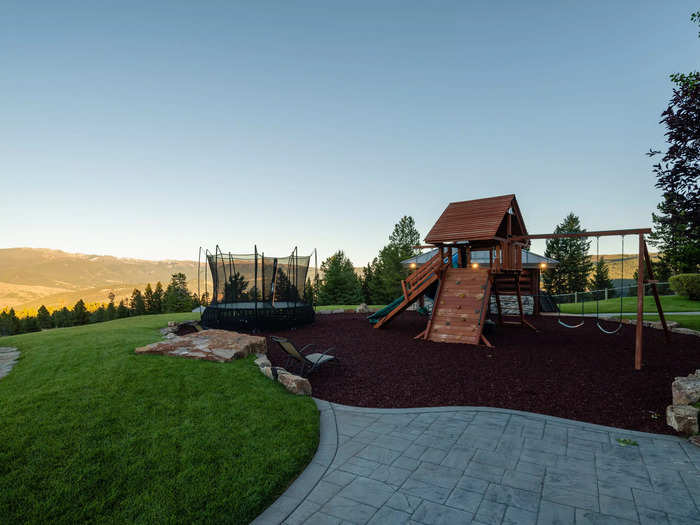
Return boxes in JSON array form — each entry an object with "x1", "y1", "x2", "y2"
[{"x1": 1, "y1": 1, "x2": 698, "y2": 264}]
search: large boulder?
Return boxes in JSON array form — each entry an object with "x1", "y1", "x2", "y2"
[
  {"x1": 278, "y1": 372, "x2": 312, "y2": 395},
  {"x1": 135, "y1": 329, "x2": 266, "y2": 362},
  {"x1": 667, "y1": 404, "x2": 699, "y2": 435},
  {"x1": 672, "y1": 370, "x2": 700, "y2": 405},
  {"x1": 356, "y1": 303, "x2": 370, "y2": 314}
]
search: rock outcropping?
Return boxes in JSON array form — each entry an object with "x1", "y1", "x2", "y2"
[
  {"x1": 667, "y1": 369, "x2": 700, "y2": 436},
  {"x1": 135, "y1": 329, "x2": 266, "y2": 361}
]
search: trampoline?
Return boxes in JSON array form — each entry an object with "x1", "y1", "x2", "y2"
[{"x1": 200, "y1": 246, "x2": 315, "y2": 331}]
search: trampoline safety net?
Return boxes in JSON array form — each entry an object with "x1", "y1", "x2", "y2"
[{"x1": 201, "y1": 246, "x2": 315, "y2": 331}]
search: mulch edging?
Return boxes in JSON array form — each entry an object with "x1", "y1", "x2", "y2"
[{"x1": 259, "y1": 313, "x2": 700, "y2": 435}]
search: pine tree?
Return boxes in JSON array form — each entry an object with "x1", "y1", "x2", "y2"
[
  {"x1": 589, "y1": 258, "x2": 614, "y2": 298},
  {"x1": 648, "y1": 56, "x2": 700, "y2": 273},
  {"x1": 368, "y1": 245, "x2": 410, "y2": 304},
  {"x1": 388, "y1": 216, "x2": 421, "y2": 257},
  {"x1": 360, "y1": 262, "x2": 374, "y2": 304},
  {"x1": 143, "y1": 283, "x2": 156, "y2": 314},
  {"x1": 317, "y1": 251, "x2": 363, "y2": 305},
  {"x1": 130, "y1": 289, "x2": 146, "y2": 316},
  {"x1": 542, "y1": 213, "x2": 593, "y2": 295},
  {"x1": 7, "y1": 309, "x2": 21, "y2": 335},
  {"x1": 72, "y1": 300, "x2": 90, "y2": 325},
  {"x1": 116, "y1": 300, "x2": 129, "y2": 318},
  {"x1": 153, "y1": 282, "x2": 164, "y2": 313},
  {"x1": 22, "y1": 315, "x2": 40, "y2": 333},
  {"x1": 163, "y1": 273, "x2": 192, "y2": 312},
  {"x1": 106, "y1": 301, "x2": 117, "y2": 320},
  {"x1": 224, "y1": 272, "x2": 249, "y2": 302},
  {"x1": 303, "y1": 278, "x2": 315, "y2": 305},
  {"x1": 52, "y1": 307, "x2": 73, "y2": 328},
  {"x1": 91, "y1": 305, "x2": 106, "y2": 323},
  {"x1": 37, "y1": 305, "x2": 53, "y2": 329}
]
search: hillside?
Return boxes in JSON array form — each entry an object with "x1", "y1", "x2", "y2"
[
  {"x1": 0, "y1": 248, "x2": 322, "y2": 312},
  {"x1": 0, "y1": 248, "x2": 198, "y2": 310},
  {"x1": 592, "y1": 253, "x2": 660, "y2": 281}
]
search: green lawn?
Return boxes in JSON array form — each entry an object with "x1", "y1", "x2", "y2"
[
  {"x1": 559, "y1": 294, "x2": 700, "y2": 314},
  {"x1": 0, "y1": 314, "x2": 319, "y2": 524},
  {"x1": 621, "y1": 314, "x2": 700, "y2": 331},
  {"x1": 315, "y1": 304, "x2": 385, "y2": 311}
]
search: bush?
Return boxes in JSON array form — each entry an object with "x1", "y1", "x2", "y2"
[{"x1": 670, "y1": 273, "x2": 700, "y2": 300}]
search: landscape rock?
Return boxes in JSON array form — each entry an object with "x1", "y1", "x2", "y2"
[
  {"x1": 0, "y1": 347, "x2": 20, "y2": 380},
  {"x1": 332, "y1": 309, "x2": 345, "y2": 314},
  {"x1": 355, "y1": 303, "x2": 370, "y2": 314},
  {"x1": 673, "y1": 327, "x2": 700, "y2": 337},
  {"x1": 135, "y1": 329, "x2": 267, "y2": 362},
  {"x1": 667, "y1": 404, "x2": 699, "y2": 435},
  {"x1": 672, "y1": 372, "x2": 700, "y2": 405},
  {"x1": 277, "y1": 372, "x2": 312, "y2": 395},
  {"x1": 254, "y1": 355, "x2": 271, "y2": 368}
]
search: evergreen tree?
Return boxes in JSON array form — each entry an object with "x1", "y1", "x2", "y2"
[
  {"x1": 317, "y1": 251, "x2": 363, "y2": 305},
  {"x1": 52, "y1": 307, "x2": 73, "y2": 328},
  {"x1": 589, "y1": 258, "x2": 614, "y2": 298},
  {"x1": 7, "y1": 309, "x2": 21, "y2": 335},
  {"x1": 275, "y1": 268, "x2": 300, "y2": 302},
  {"x1": 388, "y1": 216, "x2": 421, "y2": 257},
  {"x1": 365, "y1": 216, "x2": 422, "y2": 304},
  {"x1": 72, "y1": 300, "x2": 90, "y2": 325},
  {"x1": 91, "y1": 305, "x2": 106, "y2": 323},
  {"x1": 22, "y1": 315, "x2": 40, "y2": 333},
  {"x1": 130, "y1": 288, "x2": 146, "y2": 316},
  {"x1": 106, "y1": 301, "x2": 117, "y2": 321},
  {"x1": 367, "y1": 245, "x2": 410, "y2": 304},
  {"x1": 116, "y1": 300, "x2": 129, "y2": 318},
  {"x1": 143, "y1": 283, "x2": 156, "y2": 314},
  {"x1": 303, "y1": 278, "x2": 315, "y2": 305},
  {"x1": 648, "y1": 25, "x2": 700, "y2": 274},
  {"x1": 360, "y1": 263, "x2": 374, "y2": 304},
  {"x1": 153, "y1": 282, "x2": 164, "y2": 313},
  {"x1": 224, "y1": 272, "x2": 249, "y2": 302},
  {"x1": 542, "y1": 213, "x2": 593, "y2": 295},
  {"x1": 163, "y1": 273, "x2": 192, "y2": 312},
  {"x1": 0, "y1": 311, "x2": 9, "y2": 336},
  {"x1": 37, "y1": 305, "x2": 53, "y2": 329}
]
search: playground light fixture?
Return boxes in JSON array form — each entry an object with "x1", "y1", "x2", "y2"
[
  {"x1": 471, "y1": 263, "x2": 479, "y2": 269},
  {"x1": 539, "y1": 262, "x2": 547, "y2": 269},
  {"x1": 410, "y1": 263, "x2": 417, "y2": 269}
]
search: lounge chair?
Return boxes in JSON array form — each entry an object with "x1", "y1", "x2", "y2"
[{"x1": 270, "y1": 336, "x2": 338, "y2": 377}]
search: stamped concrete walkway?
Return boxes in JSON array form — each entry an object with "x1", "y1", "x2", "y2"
[{"x1": 253, "y1": 400, "x2": 700, "y2": 525}]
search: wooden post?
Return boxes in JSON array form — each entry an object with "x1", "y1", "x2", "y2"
[{"x1": 635, "y1": 234, "x2": 644, "y2": 370}]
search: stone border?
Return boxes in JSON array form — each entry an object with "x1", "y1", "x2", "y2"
[
  {"x1": 254, "y1": 354, "x2": 313, "y2": 396},
  {"x1": 0, "y1": 347, "x2": 20, "y2": 380},
  {"x1": 251, "y1": 399, "x2": 692, "y2": 524}
]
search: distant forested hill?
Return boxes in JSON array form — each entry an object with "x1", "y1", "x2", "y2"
[{"x1": 0, "y1": 248, "x2": 198, "y2": 310}]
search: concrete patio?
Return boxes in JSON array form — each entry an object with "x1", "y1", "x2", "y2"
[{"x1": 253, "y1": 400, "x2": 700, "y2": 525}]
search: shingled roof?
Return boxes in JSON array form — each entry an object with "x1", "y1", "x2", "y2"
[{"x1": 425, "y1": 194, "x2": 527, "y2": 244}]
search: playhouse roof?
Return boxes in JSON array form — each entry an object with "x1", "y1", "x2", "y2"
[{"x1": 424, "y1": 194, "x2": 527, "y2": 244}]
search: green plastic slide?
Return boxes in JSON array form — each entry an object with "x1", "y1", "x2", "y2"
[{"x1": 367, "y1": 295, "x2": 405, "y2": 324}]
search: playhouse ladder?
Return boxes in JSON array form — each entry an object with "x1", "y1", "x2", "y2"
[
  {"x1": 424, "y1": 267, "x2": 493, "y2": 346},
  {"x1": 373, "y1": 252, "x2": 446, "y2": 329}
]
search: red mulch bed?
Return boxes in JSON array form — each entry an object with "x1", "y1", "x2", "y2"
[{"x1": 259, "y1": 313, "x2": 700, "y2": 435}]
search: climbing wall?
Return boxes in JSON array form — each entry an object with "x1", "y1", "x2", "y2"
[{"x1": 426, "y1": 267, "x2": 490, "y2": 344}]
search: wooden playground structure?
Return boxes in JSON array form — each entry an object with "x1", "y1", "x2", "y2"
[{"x1": 371, "y1": 194, "x2": 669, "y2": 370}]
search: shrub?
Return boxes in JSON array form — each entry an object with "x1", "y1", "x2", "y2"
[{"x1": 670, "y1": 273, "x2": 700, "y2": 300}]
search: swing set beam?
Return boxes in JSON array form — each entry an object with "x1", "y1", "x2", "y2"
[{"x1": 512, "y1": 229, "x2": 668, "y2": 371}]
